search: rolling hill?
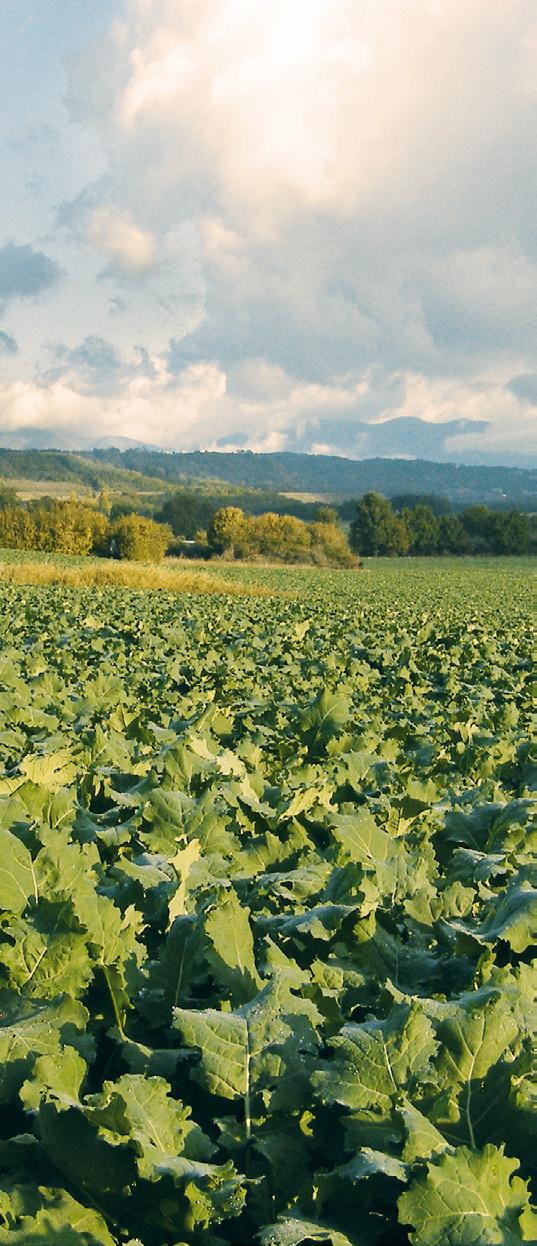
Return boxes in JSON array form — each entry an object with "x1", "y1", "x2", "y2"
[{"x1": 0, "y1": 447, "x2": 535, "y2": 510}]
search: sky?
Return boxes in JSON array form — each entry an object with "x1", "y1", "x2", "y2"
[{"x1": 0, "y1": 0, "x2": 536, "y2": 465}]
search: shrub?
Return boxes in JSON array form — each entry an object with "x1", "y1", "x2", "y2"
[
  {"x1": 248, "y1": 513, "x2": 312, "y2": 562},
  {"x1": 308, "y1": 521, "x2": 358, "y2": 568},
  {"x1": 110, "y1": 514, "x2": 172, "y2": 562},
  {"x1": 168, "y1": 537, "x2": 212, "y2": 560},
  {"x1": 207, "y1": 506, "x2": 356, "y2": 567},
  {"x1": 31, "y1": 500, "x2": 108, "y2": 555},
  {"x1": 0, "y1": 500, "x2": 108, "y2": 556},
  {"x1": 0, "y1": 506, "x2": 37, "y2": 550}
]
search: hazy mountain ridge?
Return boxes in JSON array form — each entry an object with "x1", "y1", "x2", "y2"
[{"x1": 1, "y1": 415, "x2": 535, "y2": 468}]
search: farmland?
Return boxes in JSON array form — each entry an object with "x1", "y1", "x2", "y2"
[{"x1": 0, "y1": 557, "x2": 535, "y2": 1245}]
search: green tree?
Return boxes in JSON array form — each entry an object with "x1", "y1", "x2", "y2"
[
  {"x1": 438, "y1": 513, "x2": 470, "y2": 554},
  {"x1": 0, "y1": 500, "x2": 107, "y2": 556},
  {"x1": 390, "y1": 493, "x2": 452, "y2": 515},
  {"x1": 490, "y1": 510, "x2": 530, "y2": 554},
  {"x1": 29, "y1": 500, "x2": 107, "y2": 556},
  {"x1": 349, "y1": 493, "x2": 409, "y2": 556},
  {"x1": 0, "y1": 505, "x2": 36, "y2": 550},
  {"x1": 97, "y1": 488, "x2": 112, "y2": 515},
  {"x1": 248, "y1": 513, "x2": 311, "y2": 562},
  {"x1": 0, "y1": 483, "x2": 17, "y2": 510},
  {"x1": 460, "y1": 505, "x2": 495, "y2": 551},
  {"x1": 315, "y1": 505, "x2": 338, "y2": 525},
  {"x1": 110, "y1": 514, "x2": 172, "y2": 562},
  {"x1": 160, "y1": 491, "x2": 216, "y2": 539},
  {"x1": 400, "y1": 505, "x2": 440, "y2": 555}
]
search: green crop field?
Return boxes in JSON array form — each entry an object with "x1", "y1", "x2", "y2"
[{"x1": 0, "y1": 558, "x2": 535, "y2": 1245}]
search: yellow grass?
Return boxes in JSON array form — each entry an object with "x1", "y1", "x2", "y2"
[
  {"x1": 280, "y1": 491, "x2": 339, "y2": 503},
  {"x1": 2, "y1": 478, "x2": 93, "y2": 500},
  {"x1": 0, "y1": 559, "x2": 274, "y2": 598}
]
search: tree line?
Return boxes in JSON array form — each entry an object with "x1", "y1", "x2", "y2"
[
  {"x1": 0, "y1": 497, "x2": 172, "y2": 561},
  {"x1": 349, "y1": 493, "x2": 533, "y2": 556},
  {"x1": 0, "y1": 495, "x2": 356, "y2": 567},
  {"x1": 0, "y1": 488, "x2": 532, "y2": 565}
]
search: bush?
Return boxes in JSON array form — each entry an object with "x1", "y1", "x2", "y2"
[
  {"x1": 207, "y1": 506, "x2": 356, "y2": 566},
  {"x1": 0, "y1": 500, "x2": 108, "y2": 556},
  {"x1": 0, "y1": 483, "x2": 17, "y2": 510},
  {"x1": 247, "y1": 513, "x2": 312, "y2": 562},
  {"x1": 0, "y1": 506, "x2": 37, "y2": 550},
  {"x1": 308, "y1": 521, "x2": 358, "y2": 567},
  {"x1": 109, "y1": 514, "x2": 172, "y2": 562},
  {"x1": 31, "y1": 500, "x2": 108, "y2": 555}
]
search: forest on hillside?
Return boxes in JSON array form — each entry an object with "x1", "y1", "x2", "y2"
[{"x1": 0, "y1": 448, "x2": 535, "y2": 510}]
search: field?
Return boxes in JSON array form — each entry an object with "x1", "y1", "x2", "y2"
[
  {"x1": 0, "y1": 558, "x2": 534, "y2": 1245},
  {"x1": 0, "y1": 477, "x2": 94, "y2": 500}
]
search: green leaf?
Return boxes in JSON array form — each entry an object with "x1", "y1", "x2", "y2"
[
  {"x1": 175, "y1": 983, "x2": 291, "y2": 1101},
  {"x1": 0, "y1": 994, "x2": 88, "y2": 1105},
  {"x1": 0, "y1": 1186, "x2": 116, "y2": 1245},
  {"x1": 479, "y1": 882, "x2": 537, "y2": 953},
  {"x1": 328, "y1": 810, "x2": 390, "y2": 867},
  {"x1": 298, "y1": 689, "x2": 350, "y2": 753},
  {"x1": 0, "y1": 828, "x2": 36, "y2": 914},
  {"x1": 313, "y1": 1004, "x2": 437, "y2": 1112},
  {"x1": 140, "y1": 914, "x2": 204, "y2": 1017},
  {"x1": 204, "y1": 888, "x2": 262, "y2": 1002},
  {"x1": 167, "y1": 838, "x2": 201, "y2": 925},
  {"x1": 324, "y1": 1148, "x2": 407, "y2": 1184},
  {"x1": 19, "y1": 747, "x2": 78, "y2": 790},
  {"x1": 398, "y1": 1144, "x2": 537, "y2": 1245},
  {"x1": 20, "y1": 1046, "x2": 87, "y2": 1112},
  {"x1": 87, "y1": 1073, "x2": 213, "y2": 1177},
  {"x1": 399, "y1": 1101, "x2": 449, "y2": 1163},
  {"x1": 431, "y1": 986, "x2": 526, "y2": 1143},
  {"x1": 258, "y1": 1215, "x2": 357, "y2": 1246},
  {"x1": 0, "y1": 914, "x2": 94, "y2": 1000}
]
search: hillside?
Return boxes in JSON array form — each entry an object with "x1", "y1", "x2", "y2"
[
  {"x1": 90, "y1": 448, "x2": 537, "y2": 508},
  {"x1": 1, "y1": 447, "x2": 535, "y2": 510},
  {"x1": 0, "y1": 449, "x2": 169, "y2": 495}
]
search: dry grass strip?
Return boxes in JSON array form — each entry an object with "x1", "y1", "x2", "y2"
[{"x1": 0, "y1": 559, "x2": 274, "y2": 598}]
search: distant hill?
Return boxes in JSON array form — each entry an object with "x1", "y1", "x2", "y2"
[
  {"x1": 88, "y1": 448, "x2": 537, "y2": 509},
  {"x1": 0, "y1": 447, "x2": 535, "y2": 510},
  {"x1": 0, "y1": 449, "x2": 169, "y2": 495}
]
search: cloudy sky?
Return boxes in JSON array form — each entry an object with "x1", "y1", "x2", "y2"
[{"x1": 0, "y1": 0, "x2": 536, "y2": 464}]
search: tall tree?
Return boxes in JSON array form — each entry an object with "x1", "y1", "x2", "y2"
[
  {"x1": 208, "y1": 507, "x2": 250, "y2": 557},
  {"x1": 349, "y1": 493, "x2": 409, "y2": 556},
  {"x1": 490, "y1": 510, "x2": 530, "y2": 554},
  {"x1": 401, "y1": 505, "x2": 440, "y2": 555},
  {"x1": 438, "y1": 514, "x2": 470, "y2": 554}
]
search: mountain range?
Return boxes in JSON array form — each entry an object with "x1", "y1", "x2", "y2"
[{"x1": 0, "y1": 416, "x2": 535, "y2": 469}]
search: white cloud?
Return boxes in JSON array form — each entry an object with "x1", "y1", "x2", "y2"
[
  {"x1": 0, "y1": 349, "x2": 535, "y2": 465},
  {"x1": 0, "y1": 360, "x2": 227, "y2": 448},
  {"x1": 109, "y1": 0, "x2": 536, "y2": 227},
  {"x1": 87, "y1": 206, "x2": 157, "y2": 270},
  {"x1": 2, "y1": 1, "x2": 537, "y2": 463}
]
